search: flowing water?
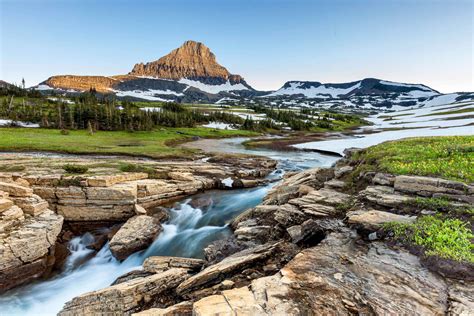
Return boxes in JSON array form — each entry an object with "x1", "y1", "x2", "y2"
[{"x1": 0, "y1": 139, "x2": 338, "y2": 315}]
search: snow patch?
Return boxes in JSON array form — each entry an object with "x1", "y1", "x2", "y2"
[
  {"x1": 0, "y1": 119, "x2": 39, "y2": 128},
  {"x1": 202, "y1": 122, "x2": 237, "y2": 130},
  {"x1": 35, "y1": 84, "x2": 54, "y2": 91},
  {"x1": 379, "y1": 80, "x2": 432, "y2": 91},
  {"x1": 221, "y1": 177, "x2": 234, "y2": 187},
  {"x1": 267, "y1": 81, "x2": 361, "y2": 98},
  {"x1": 179, "y1": 79, "x2": 249, "y2": 94}
]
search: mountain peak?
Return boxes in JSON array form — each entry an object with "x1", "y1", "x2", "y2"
[{"x1": 129, "y1": 40, "x2": 245, "y2": 85}]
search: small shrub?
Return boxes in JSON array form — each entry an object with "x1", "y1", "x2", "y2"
[
  {"x1": 384, "y1": 215, "x2": 474, "y2": 263},
  {"x1": 63, "y1": 164, "x2": 88, "y2": 174},
  {"x1": 57, "y1": 177, "x2": 82, "y2": 187},
  {"x1": 410, "y1": 197, "x2": 451, "y2": 212},
  {"x1": 0, "y1": 165, "x2": 26, "y2": 172},
  {"x1": 118, "y1": 163, "x2": 162, "y2": 179},
  {"x1": 60, "y1": 129, "x2": 70, "y2": 135}
]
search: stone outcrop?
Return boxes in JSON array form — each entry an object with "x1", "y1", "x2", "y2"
[
  {"x1": 59, "y1": 268, "x2": 191, "y2": 315},
  {"x1": 133, "y1": 301, "x2": 193, "y2": 316},
  {"x1": 347, "y1": 209, "x2": 416, "y2": 231},
  {"x1": 176, "y1": 241, "x2": 298, "y2": 298},
  {"x1": 0, "y1": 189, "x2": 63, "y2": 292},
  {"x1": 143, "y1": 256, "x2": 205, "y2": 274},
  {"x1": 192, "y1": 232, "x2": 452, "y2": 315},
  {"x1": 129, "y1": 41, "x2": 247, "y2": 85},
  {"x1": 109, "y1": 215, "x2": 162, "y2": 260},
  {"x1": 12, "y1": 156, "x2": 277, "y2": 222}
]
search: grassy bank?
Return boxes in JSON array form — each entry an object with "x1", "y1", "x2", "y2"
[
  {"x1": 0, "y1": 127, "x2": 258, "y2": 158},
  {"x1": 350, "y1": 136, "x2": 474, "y2": 183}
]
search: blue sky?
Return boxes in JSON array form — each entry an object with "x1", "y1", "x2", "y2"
[{"x1": 1, "y1": 0, "x2": 472, "y2": 92}]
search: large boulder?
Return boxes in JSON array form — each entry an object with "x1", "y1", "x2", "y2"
[
  {"x1": 59, "y1": 268, "x2": 190, "y2": 316},
  {"x1": 176, "y1": 241, "x2": 297, "y2": 296},
  {"x1": 0, "y1": 209, "x2": 63, "y2": 292},
  {"x1": 110, "y1": 215, "x2": 162, "y2": 260},
  {"x1": 347, "y1": 209, "x2": 416, "y2": 231}
]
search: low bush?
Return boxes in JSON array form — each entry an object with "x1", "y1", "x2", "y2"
[
  {"x1": 63, "y1": 164, "x2": 88, "y2": 174},
  {"x1": 384, "y1": 215, "x2": 474, "y2": 263}
]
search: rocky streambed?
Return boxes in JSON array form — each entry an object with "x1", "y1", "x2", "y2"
[{"x1": 0, "y1": 140, "x2": 472, "y2": 315}]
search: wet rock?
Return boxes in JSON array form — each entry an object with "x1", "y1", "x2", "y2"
[
  {"x1": 112, "y1": 270, "x2": 154, "y2": 285},
  {"x1": 110, "y1": 215, "x2": 162, "y2": 260},
  {"x1": 147, "y1": 206, "x2": 169, "y2": 222},
  {"x1": 189, "y1": 197, "x2": 213, "y2": 209},
  {"x1": 177, "y1": 241, "x2": 297, "y2": 296},
  {"x1": 143, "y1": 256, "x2": 205, "y2": 274},
  {"x1": 59, "y1": 268, "x2": 190, "y2": 316},
  {"x1": 203, "y1": 236, "x2": 243, "y2": 264}
]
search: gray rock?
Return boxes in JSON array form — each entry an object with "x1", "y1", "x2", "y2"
[
  {"x1": 334, "y1": 166, "x2": 354, "y2": 179},
  {"x1": 109, "y1": 215, "x2": 161, "y2": 260},
  {"x1": 394, "y1": 175, "x2": 472, "y2": 197}
]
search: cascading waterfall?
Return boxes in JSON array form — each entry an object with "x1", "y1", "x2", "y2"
[
  {"x1": 0, "y1": 143, "x2": 338, "y2": 316},
  {"x1": 0, "y1": 185, "x2": 273, "y2": 315}
]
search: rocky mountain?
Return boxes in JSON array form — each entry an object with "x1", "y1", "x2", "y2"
[
  {"x1": 255, "y1": 78, "x2": 473, "y2": 111},
  {"x1": 37, "y1": 41, "x2": 256, "y2": 103},
  {"x1": 129, "y1": 40, "x2": 249, "y2": 86},
  {"x1": 35, "y1": 42, "x2": 473, "y2": 110}
]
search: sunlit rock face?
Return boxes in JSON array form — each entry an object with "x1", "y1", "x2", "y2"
[{"x1": 129, "y1": 40, "x2": 248, "y2": 86}]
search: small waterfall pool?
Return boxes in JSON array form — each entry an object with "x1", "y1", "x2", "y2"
[{"x1": 0, "y1": 139, "x2": 338, "y2": 315}]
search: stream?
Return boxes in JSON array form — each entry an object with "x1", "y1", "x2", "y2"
[{"x1": 0, "y1": 138, "x2": 338, "y2": 315}]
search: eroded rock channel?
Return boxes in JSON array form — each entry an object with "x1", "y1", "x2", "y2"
[{"x1": 0, "y1": 144, "x2": 472, "y2": 315}]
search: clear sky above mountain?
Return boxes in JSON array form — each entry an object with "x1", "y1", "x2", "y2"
[{"x1": 1, "y1": 0, "x2": 472, "y2": 92}]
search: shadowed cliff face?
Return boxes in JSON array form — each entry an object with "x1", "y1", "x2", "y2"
[{"x1": 129, "y1": 40, "x2": 245, "y2": 85}]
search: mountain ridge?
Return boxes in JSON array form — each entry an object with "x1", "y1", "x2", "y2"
[{"x1": 34, "y1": 41, "x2": 473, "y2": 110}]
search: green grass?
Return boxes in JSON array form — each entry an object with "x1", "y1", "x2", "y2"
[
  {"x1": 0, "y1": 127, "x2": 258, "y2": 158},
  {"x1": 384, "y1": 215, "x2": 473, "y2": 263},
  {"x1": 419, "y1": 107, "x2": 474, "y2": 117},
  {"x1": 118, "y1": 163, "x2": 164, "y2": 178},
  {"x1": 350, "y1": 136, "x2": 474, "y2": 183}
]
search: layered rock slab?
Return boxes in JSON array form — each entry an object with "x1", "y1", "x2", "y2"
[
  {"x1": 110, "y1": 215, "x2": 162, "y2": 260},
  {"x1": 59, "y1": 268, "x2": 190, "y2": 316}
]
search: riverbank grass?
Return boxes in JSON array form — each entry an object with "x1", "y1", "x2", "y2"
[
  {"x1": 384, "y1": 215, "x2": 474, "y2": 263},
  {"x1": 350, "y1": 136, "x2": 474, "y2": 183},
  {"x1": 0, "y1": 127, "x2": 258, "y2": 158}
]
